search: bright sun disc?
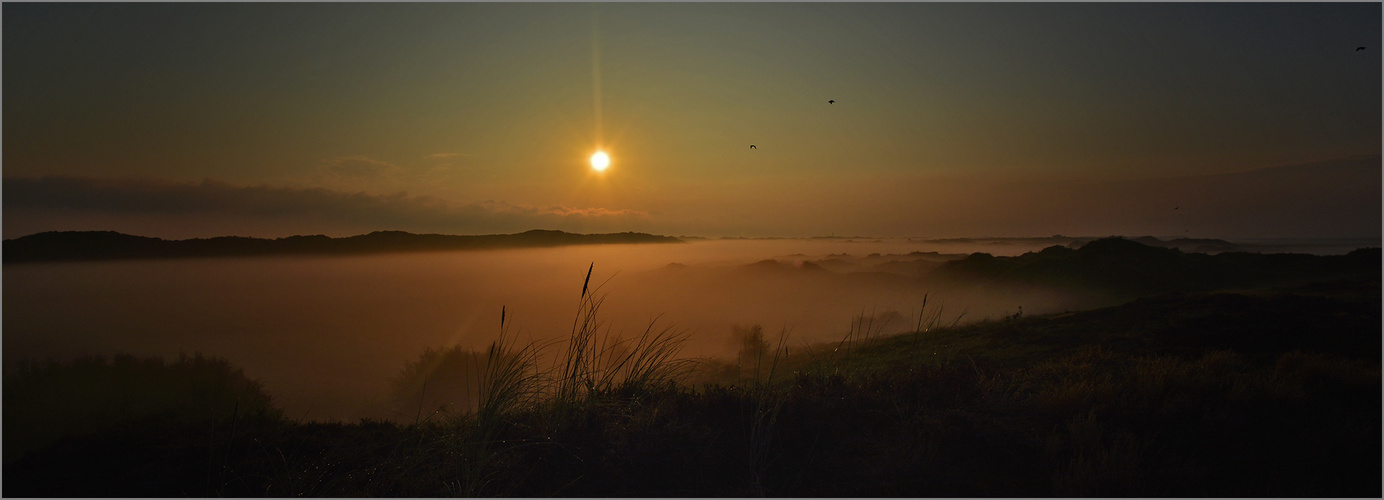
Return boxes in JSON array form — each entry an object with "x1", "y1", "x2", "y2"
[{"x1": 590, "y1": 151, "x2": 610, "y2": 171}]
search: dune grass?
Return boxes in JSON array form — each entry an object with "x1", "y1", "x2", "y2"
[
  {"x1": 2, "y1": 352, "x2": 281, "y2": 466},
  {"x1": 4, "y1": 268, "x2": 1380, "y2": 497}
]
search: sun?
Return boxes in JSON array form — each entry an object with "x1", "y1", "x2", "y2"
[{"x1": 590, "y1": 151, "x2": 610, "y2": 172}]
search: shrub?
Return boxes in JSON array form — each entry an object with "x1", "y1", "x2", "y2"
[{"x1": 3, "y1": 352, "x2": 280, "y2": 463}]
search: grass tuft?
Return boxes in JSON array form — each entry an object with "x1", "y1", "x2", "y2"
[{"x1": 6, "y1": 275, "x2": 1379, "y2": 497}]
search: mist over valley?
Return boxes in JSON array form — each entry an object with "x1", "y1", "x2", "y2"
[{"x1": 5, "y1": 233, "x2": 1374, "y2": 423}]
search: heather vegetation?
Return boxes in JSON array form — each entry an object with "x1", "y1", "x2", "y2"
[
  {"x1": 3, "y1": 353, "x2": 280, "y2": 465},
  {"x1": 5, "y1": 249, "x2": 1380, "y2": 497}
]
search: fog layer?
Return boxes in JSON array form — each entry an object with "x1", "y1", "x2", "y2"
[{"x1": 1, "y1": 238, "x2": 1356, "y2": 421}]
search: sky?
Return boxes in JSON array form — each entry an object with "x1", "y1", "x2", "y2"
[{"x1": 3, "y1": 2, "x2": 1380, "y2": 240}]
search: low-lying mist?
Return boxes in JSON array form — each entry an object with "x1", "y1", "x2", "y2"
[{"x1": 0, "y1": 237, "x2": 1311, "y2": 422}]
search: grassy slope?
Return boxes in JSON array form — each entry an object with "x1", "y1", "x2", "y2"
[{"x1": 5, "y1": 276, "x2": 1379, "y2": 497}]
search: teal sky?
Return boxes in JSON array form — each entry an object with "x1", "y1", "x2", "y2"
[{"x1": 4, "y1": 3, "x2": 1380, "y2": 239}]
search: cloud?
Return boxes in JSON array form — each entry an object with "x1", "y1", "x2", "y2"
[
  {"x1": 531, "y1": 206, "x2": 648, "y2": 218},
  {"x1": 305, "y1": 155, "x2": 470, "y2": 194},
  {"x1": 858, "y1": 155, "x2": 1383, "y2": 239},
  {"x1": 5, "y1": 155, "x2": 1375, "y2": 240},
  {"x1": 320, "y1": 156, "x2": 405, "y2": 180},
  {"x1": 2, "y1": 176, "x2": 653, "y2": 239},
  {"x1": 308, "y1": 156, "x2": 416, "y2": 193}
]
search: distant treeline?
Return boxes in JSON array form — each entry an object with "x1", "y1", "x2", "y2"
[{"x1": 2, "y1": 229, "x2": 683, "y2": 263}]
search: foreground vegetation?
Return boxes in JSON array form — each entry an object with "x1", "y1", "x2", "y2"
[{"x1": 5, "y1": 268, "x2": 1380, "y2": 497}]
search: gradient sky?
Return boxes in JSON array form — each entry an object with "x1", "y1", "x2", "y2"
[{"x1": 4, "y1": 2, "x2": 1380, "y2": 239}]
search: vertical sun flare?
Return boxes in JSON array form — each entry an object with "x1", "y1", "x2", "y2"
[{"x1": 590, "y1": 151, "x2": 610, "y2": 172}]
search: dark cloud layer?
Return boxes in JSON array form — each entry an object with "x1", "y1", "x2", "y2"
[
  {"x1": 3, "y1": 176, "x2": 650, "y2": 238},
  {"x1": 954, "y1": 155, "x2": 1383, "y2": 240},
  {"x1": 4, "y1": 155, "x2": 1378, "y2": 240}
]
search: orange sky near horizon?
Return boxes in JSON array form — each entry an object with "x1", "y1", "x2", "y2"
[{"x1": 3, "y1": 3, "x2": 1380, "y2": 240}]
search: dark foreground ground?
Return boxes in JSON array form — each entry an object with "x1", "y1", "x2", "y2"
[{"x1": 5, "y1": 277, "x2": 1380, "y2": 497}]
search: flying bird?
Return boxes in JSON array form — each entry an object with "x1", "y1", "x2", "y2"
[
  {"x1": 750, "y1": 144, "x2": 756, "y2": 149},
  {"x1": 828, "y1": 99, "x2": 835, "y2": 104},
  {"x1": 1357, "y1": 46, "x2": 1367, "y2": 51}
]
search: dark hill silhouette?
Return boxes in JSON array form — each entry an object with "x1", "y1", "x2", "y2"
[
  {"x1": 3, "y1": 229, "x2": 682, "y2": 263},
  {"x1": 928, "y1": 236, "x2": 1380, "y2": 298},
  {"x1": 922, "y1": 235, "x2": 1252, "y2": 254},
  {"x1": 740, "y1": 258, "x2": 827, "y2": 274},
  {"x1": 1129, "y1": 236, "x2": 1244, "y2": 254}
]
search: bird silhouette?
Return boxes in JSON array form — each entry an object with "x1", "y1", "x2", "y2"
[
  {"x1": 828, "y1": 99, "x2": 835, "y2": 104},
  {"x1": 1174, "y1": 206, "x2": 1179, "y2": 210},
  {"x1": 749, "y1": 145, "x2": 756, "y2": 149},
  {"x1": 1357, "y1": 46, "x2": 1367, "y2": 51}
]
